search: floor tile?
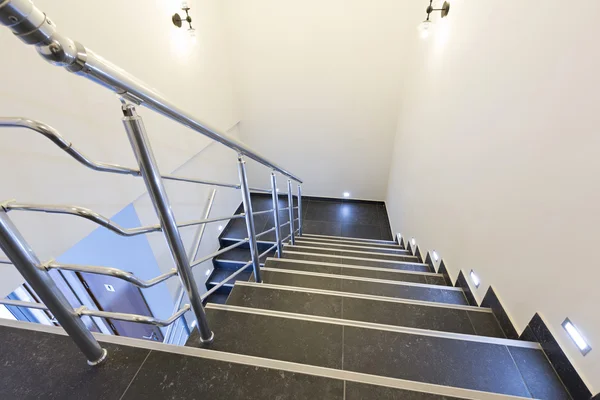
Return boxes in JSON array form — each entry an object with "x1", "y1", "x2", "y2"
[
  {"x1": 226, "y1": 285, "x2": 343, "y2": 318},
  {"x1": 425, "y1": 275, "x2": 450, "y2": 286},
  {"x1": 466, "y1": 311, "x2": 507, "y2": 338},
  {"x1": 343, "y1": 327, "x2": 531, "y2": 397},
  {"x1": 302, "y1": 220, "x2": 342, "y2": 236},
  {"x1": 123, "y1": 350, "x2": 344, "y2": 400},
  {"x1": 342, "y1": 223, "x2": 383, "y2": 240},
  {"x1": 268, "y1": 258, "x2": 343, "y2": 275},
  {"x1": 0, "y1": 326, "x2": 150, "y2": 400},
  {"x1": 288, "y1": 245, "x2": 417, "y2": 262},
  {"x1": 282, "y1": 251, "x2": 342, "y2": 264},
  {"x1": 261, "y1": 269, "x2": 343, "y2": 291},
  {"x1": 338, "y1": 202, "x2": 380, "y2": 225},
  {"x1": 305, "y1": 200, "x2": 343, "y2": 222},
  {"x1": 345, "y1": 381, "x2": 465, "y2": 400},
  {"x1": 340, "y1": 279, "x2": 469, "y2": 305},
  {"x1": 189, "y1": 309, "x2": 343, "y2": 369},
  {"x1": 294, "y1": 239, "x2": 408, "y2": 255},
  {"x1": 342, "y1": 297, "x2": 477, "y2": 334},
  {"x1": 508, "y1": 346, "x2": 571, "y2": 400}
]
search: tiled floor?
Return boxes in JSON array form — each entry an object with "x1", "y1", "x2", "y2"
[{"x1": 221, "y1": 195, "x2": 394, "y2": 242}]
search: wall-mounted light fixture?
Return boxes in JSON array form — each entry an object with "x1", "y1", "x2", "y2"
[
  {"x1": 417, "y1": 0, "x2": 450, "y2": 39},
  {"x1": 172, "y1": 3, "x2": 196, "y2": 37}
]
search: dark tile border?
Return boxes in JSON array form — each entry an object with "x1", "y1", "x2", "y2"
[
  {"x1": 302, "y1": 196, "x2": 385, "y2": 206},
  {"x1": 521, "y1": 313, "x2": 592, "y2": 400},
  {"x1": 437, "y1": 260, "x2": 453, "y2": 286},
  {"x1": 414, "y1": 245, "x2": 423, "y2": 263},
  {"x1": 454, "y1": 271, "x2": 478, "y2": 307},
  {"x1": 481, "y1": 287, "x2": 519, "y2": 340}
]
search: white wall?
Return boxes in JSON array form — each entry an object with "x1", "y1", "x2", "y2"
[
  {"x1": 386, "y1": 0, "x2": 600, "y2": 393},
  {"x1": 223, "y1": 0, "x2": 406, "y2": 200},
  {"x1": 0, "y1": 0, "x2": 237, "y2": 296}
]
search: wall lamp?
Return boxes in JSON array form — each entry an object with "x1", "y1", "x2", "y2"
[
  {"x1": 172, "y1": 3, "x2": 196, "y2": 37},
  {"x1": 418, "y1": 1, "x2": 450, "y2": 39}
]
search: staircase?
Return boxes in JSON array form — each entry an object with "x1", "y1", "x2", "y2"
[{"x1": 188, "y1": 196, "x2": 573, "y2": 399}]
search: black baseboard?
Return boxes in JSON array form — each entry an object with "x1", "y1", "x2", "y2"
[
  {"x1": 301, "y1": 196, "x2": 385, "y2": 205},
  {"x1": 437, "y1": 260, "x2": 453, "y2": 286},
  {"x1": 454, "y1": 271, "x2": 478, "y2": 306},
  {"x1": 521, "y1": 313, "x2": 592, "y2": 400},
  {"x1": 481, "y1": 287, "x2": 519, "y2": 340},
  {"x1": 424, "y1": 253, "x2": 435, "y2": 272}
]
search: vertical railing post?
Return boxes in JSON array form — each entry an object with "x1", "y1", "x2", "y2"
[
  {"x1": 270, "y1": 172, "x2": 283, "y2": 258},
  {"x1": 0, "y1": 209, "x2": 107, "y2": 365},
  {"x1": 237, "y1": 155, "x2": 262, "y2": 283},
  {"x1": 297, "y1": 184, "x2": 303, "y2": 236},
  {"x1": 121, "y1": 104, "x2": 214, "y2": 344},
  {"x1": 287, "y1": 179, "x2": 296, "y2": 245}
]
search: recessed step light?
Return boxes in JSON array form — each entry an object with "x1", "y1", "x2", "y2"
[
  {"x1": 218, "y1": 225, "x2": 223, "y2": 231},
  {"x1": 432, "y1": 251, "x2": 439, "y2": 262},
  {"x1": 411, "y1": 238, "x2": 416, "y2": 246},
  {"x1": 469, "y1": 270, "x2": 480, "y2": 288},
  {"x1": 562, "y1": 318, "x2": 591, "y2": 355},
  {"x1": 343, "y1": 192, "x2": 350, "y2": 198}
]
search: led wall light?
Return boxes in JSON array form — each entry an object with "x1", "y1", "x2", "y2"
[
  {"x1": 411, "y1": 238, "x2": 416, "y2": 246},
  {"x1": 172, "y1": 3, "x2": 196, "y2": 37},
  {"x1": 432, "y1": 251, "x2": 439, "y2": 262},
  {"x1": 417, "y1": 0, "x2": 450, "y2": 39},
  {"x1": 469, "y1": 270, "x2": 480, "y2": 288},
  {"x1": 562, "y1": 318, "x2": 592, "y2": 356},
  {"x1": 343, "y1": 192, "x2": 350, "y2": 198}
]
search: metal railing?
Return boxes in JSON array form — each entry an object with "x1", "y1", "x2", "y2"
[{"x1": 0, "y1": 0, "x2": 303, "y2": 365}]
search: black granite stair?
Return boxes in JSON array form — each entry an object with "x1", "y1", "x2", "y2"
[
  {"x1": 264, "y1": 258, "x2": 448, "y2": 285},
  {"x1": 188, "y1": 304, "x2": 571, "y2": 398},
  {"x1": 295, "y1": 237, "x2": 411, "y2": 255},
  {"x1": 258, "y1": 268, "x2": 469, "y2": 305},
  {"x1": 284, "y1": 243, "x2": 419, "y2": 262},
  {"x1": 226, "y1": 282, "x2": 505, "y2": 337},
  {"x1": 281, "y1": 250, "x2": 432, "y2": 272}
]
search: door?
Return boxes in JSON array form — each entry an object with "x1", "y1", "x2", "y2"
[{"x1": 77, "y1": 272, "x2": 164, "y2": 341}]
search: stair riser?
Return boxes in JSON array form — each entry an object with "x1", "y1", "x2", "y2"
[
  {"x1": 295, "y1": 239, "x2": 410, "y2": 255},
  {"x1": 284, "y1": 245, "x2": 418, "y2": 262}
]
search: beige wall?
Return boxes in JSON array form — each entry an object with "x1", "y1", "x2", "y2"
[
  {"x1": 224, "y1": 0, "x2": 406, "y2": 200},
  {"x1": 386, "y1": 0, "x2": 600, "y2": 392}
]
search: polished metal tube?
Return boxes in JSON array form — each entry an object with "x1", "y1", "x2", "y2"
[
  {"x1": 0, "y1": 118, "x2": 244, "y2": 189},
  {"x1": 287, "y1": 180, "x2": 295, "y2": 245},
  {"x1": 190, "y1": 188, "x2": 217, "y2": 262},
  {"x1": 237, "y1": 156, "x2": 262, "y2": 283},
  {"x1": 0, "y1": 210, "x2": 107, "y2": 365},
  {"x1": 122, "y1": 105, "x2": 213, "y2": 344},
  {"x1": 0, "y1": 0, "x2": 302, "y2": 183},
  {"x1": 77, "y1": 304, "x2": 190, "y2": 327},
  {"x1": 270, "y1": 173, "x2": 283, "y2": 257},
  {"x1": 163, "y1": 287, "x2": 186, "y2": 344},
  {"x1": 190, "y1": 237, "x2": 249, "y2": 268},
  {"x1": 297, "y1": 185, "x2": 303, "y2": 236},
  {"x1": 258, "y1": 243, "x2": 278, "y2": 260},
  {"x1": 201, "y1": 261, "x2": 252, "y2": 300},
  {"x1": 0, "y1": 298, "x2": 49, "y2": 310},
  {"x1": 0, "y1": 258, "x2": 12, "y2": 264},
  {"x1": 4, "y1": 201, "x2": 245, "y2": 237},
  {"x1": 44, "y1": 262, "x2": 177, "y2": 289}
]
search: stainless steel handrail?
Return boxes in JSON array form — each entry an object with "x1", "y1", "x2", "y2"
[
  {"x1": 0, "y1": 118, "x2": 245, "y2": 190},
  {"x1": 43, "y1": 262, "x2": 178, "y2": 289},
  {"x1": 0, "y1": 298, "x2": 50, "y2": 310},
  {"x1": 76, "y1": 305, "x2": 190, "y2": 327},
  {"x1": 0, "y1": 0, "x2": 302, "y2": 183},
  {"x1": 2, "y1": 201, "x2": 264, "y2": 237},
  {"x1": 190, "y1": 238, "x2": 249, "y2": 268}
]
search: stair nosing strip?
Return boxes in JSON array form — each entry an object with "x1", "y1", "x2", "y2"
[
  {"x1": 285, "y1": 244, "x2": 418, "y2": 259},
  {"x1": 234, "y1": 281, "x2": 493, "y2": 312},
  {"x1": 302, "y1": 233, "x2": 397, "y2": 244},
  {"x1": 205, "y1": 303, "x2": 542, "y2": 350},
  {"x1": 283, "y1": 250, "x2": 428, "y2": 266},
  {"x1": 262, "y1": 267, "x2": 464, "y2": 291},
  {"x1": 221, "y1": 237, "x2": 276, "y2": 245},
  {"x1": 0, "y1": 319, "x2": 532, "y2": 400},
  {"x1": 266, "y1": 257, "x2": 441, "y2": 277},
  {"x1": 295, "y1": 239, "x2": 410, "y2": 253}
]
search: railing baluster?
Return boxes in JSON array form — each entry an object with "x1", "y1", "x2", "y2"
[
  {"x1": 270, "y1": 172, "x2": 283, "y2": 258},
  {"x1": 297, "y1": 184, "x2": 303, "y2": 236},
  {"x1": 287, "y1": 179, "x2": 296, "y2": 245},
  {"x1": 121, "y1": 104, "x2": 213, "y2": 344},
  {"x1": 237, "y1": 155, "x2": 262, "y2": 283},
  {"x1": 0, "y1": 209, "x2": 107, "y2": 365}
]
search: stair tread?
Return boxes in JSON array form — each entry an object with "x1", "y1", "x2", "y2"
[
  {"x1": 282, "y1": 251, "x2": 431, "y2": 273},
  {"x1": 191, "y1": 306, "x2": 568, "y2": 398},
  {"x1": 227, "y1": 283, "x2": 505, "y2": 338},
  {"x1": 208, "y1": 267, "x2": 252, "y2": 285},
  {"x1": 265, "y1": 258, "x2": 447, "y2": 286},
  {"x1": 285, "y1": 244, "x2": 418, "y2": 262},
  {"x1": 299, "y1": 235, "x2": 403, "y2": 249},
  {"x1": 295, "y1": 238, "x2": 411, "y2": 254},
  {"x1": 260, "y1": 268, "x2": 468, "y2": 305},
  {"x1": 214, "y1": 247, "x2": 276, "y2": 264}
]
